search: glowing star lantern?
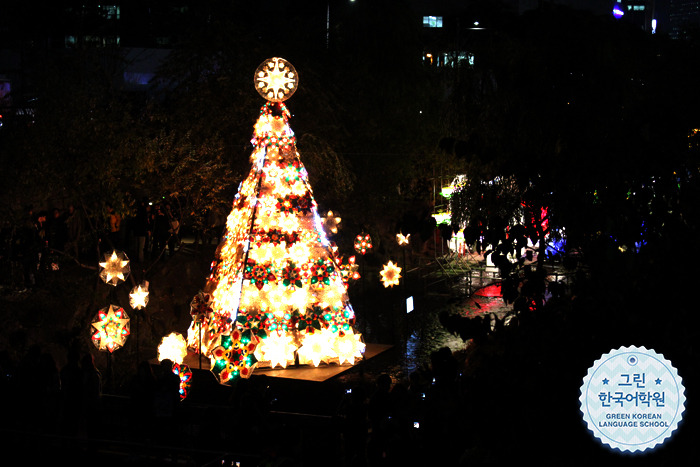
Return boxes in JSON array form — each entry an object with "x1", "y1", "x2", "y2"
[
  {"x1": 297, "y1": 329, "x2": 337, "y2": 367},
  {"x1": 99, "y1": 250, "x2": 130, "y2": 286},
  {"x1": 172, "y1": 362, "x2": 192, "y2": 401},
  {"x1": 158, "y1": 332, "x2": 188, "y2": 365},
  {"x1": 332, "y1": 330, "x2": 366, "y2": 365},
  {"x1": 129, "y1": 282, "x2": 149, "y2": 310},
  {"x1": 255, "y1": 333, "x2": 296, "y2": 369},
  {"x1": 380, "y1": 261, "x2": 402, "y2": 288},
  {"x1": 396, "y1": 233, "x2": 411, "y2": 246},
  {"x1": 254, "y1": 57, "x2": 298, "y2": 102},
  {"x1": 322, "y1": 211, "x2": 342, "y2": 234},
  {"x1": 91, "y1": 305, "x2": 130, "y2": 353},
  {"x1": 354, "y1": 233, "x2": 373, "y2": 255}
]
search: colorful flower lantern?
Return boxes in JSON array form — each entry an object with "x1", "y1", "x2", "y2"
[
  {"x1": 172, "y1": 362, "x2": 192, "y2": 401},
  {"x1": 99, "y1": 250, "x2": 130, "y2": 286},
  {"x1": 354, "y1": 233, "x2": 373, "y2": 255},
  {"x1": 91, "y1": 305, "x2": 130, "y2": 353},
  {"x1": 210, "y1": 328, "x2": 260, "y2": 383}
]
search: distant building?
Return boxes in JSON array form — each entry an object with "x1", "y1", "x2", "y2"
[{"x1": 669, "y1": 0, "x2": 700, "y2": 39}]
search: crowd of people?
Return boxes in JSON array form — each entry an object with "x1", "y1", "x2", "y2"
[
  {"x1": 0, "y1": 198, "x2": 186, "y2": 290},
  {"x1": 0, "y1": 336, "x2": 470, "y2": 466}
]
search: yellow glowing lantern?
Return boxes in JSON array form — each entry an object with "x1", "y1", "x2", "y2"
[
  {"x1": 396, "y1": 233, "x2": 411, "y2": 246},
  {"x1": 255, "y1": 333, "x2": 296, "y2": 369},
  {"x1": 129, "y1": 282, "x2": 149, "y2": 310},
  {"x1": 332, "y1": 330, "x2": 366, "y2": 365},
  {"x1": 322, "y1": 210, "x2": 342, "y2": 234},
  {"x1": 99, "y1": 250, "x2": 130, "y2": 286},
  {"x1": 380, "y1": 261, "x2": 402, "y2": 288},
  {"x1": 91, "y1": 305, "x2": 130, "y2": 353},
  {"x1": 297, "y1": 329, "x2": 337, "y2": 367},
  {"x1": 254, "y1": 57, "x2": 298, "y2": 102},
  {"x1": 158, "y1": 332, "x2": 188, "y2": 365}
]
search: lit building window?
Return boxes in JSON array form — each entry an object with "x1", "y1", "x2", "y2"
[
  {"x1": 423, "y1": 16, "x2": 443, "y2": 28},
  {"x1": 99, "y1": 5, "x2": 121, "y2": 20}
]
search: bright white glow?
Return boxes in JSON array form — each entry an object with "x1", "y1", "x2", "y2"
[
  {"x1": 158, "y1": 332, "x2": 188, "y2": 364},
  {"x1": 406, "y1": 296, "x2": 414, "y2": 313}
]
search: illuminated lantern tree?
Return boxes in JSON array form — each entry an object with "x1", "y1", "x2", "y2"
[{"x1": 187, "y1": 57, "x2": 364, "y2": 382}]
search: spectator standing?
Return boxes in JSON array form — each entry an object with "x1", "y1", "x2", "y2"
[{"x1": 106, "y1": 203, "x2": 122, "y2": 250}]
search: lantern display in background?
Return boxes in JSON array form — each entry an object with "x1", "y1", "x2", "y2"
[
  {"x1": 91, "y1": 305, "x2": 130, "y2": 353},
  {"x1": 380, "y1": 261, "x2": 402, "y2": 288},
  {"x1": 99, "y1": 250, "x2": 130, "y2": 286},
  {"x1": 354, "y1": 233, "x2": 372, "y2": 255},
  {"x1": 129, "y1": 282, "x2": 149, "y2": 310}
]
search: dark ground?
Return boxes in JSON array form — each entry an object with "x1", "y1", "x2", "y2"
[{"x1": 1, "y1": 241, "x2": 699, "y2": 465}]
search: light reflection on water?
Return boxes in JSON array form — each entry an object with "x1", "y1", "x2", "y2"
[{"x1": 352, "y1": 293, "x2": 510, "y2": 382}]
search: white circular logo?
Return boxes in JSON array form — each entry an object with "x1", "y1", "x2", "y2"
[{"x1": 580, "y1": 346, "x2": 685, "y2": 453}]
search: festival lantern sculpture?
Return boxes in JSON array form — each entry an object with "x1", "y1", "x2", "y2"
[
  {"x1": 91, "y1": 305, "x2": 130, "y2": 353},
  {"x1": 186, "y1": 58, "x2": 364, "y2": 383},
  {"x1": 380, "y1": 260, "x2": 402, "y2": 288},
  {"x1": 99, "y1": 250, "x2": 130, "y2": 286}
]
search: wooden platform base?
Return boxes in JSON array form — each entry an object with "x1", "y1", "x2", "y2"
[{"x1": 180, "y1": 343, "x2": 393, "y2": 382}]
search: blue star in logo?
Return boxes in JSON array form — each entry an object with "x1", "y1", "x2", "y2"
[
  {"x1": 602, "y1": 378, "x2": 609, "y2": 385},
  {"x1": 656, "y1": 378, "x2": 662, "y2": 385}
]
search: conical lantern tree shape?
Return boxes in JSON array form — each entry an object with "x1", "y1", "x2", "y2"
[{"x1": 187, "y1": 58, "x2": 364, "y2": 383}]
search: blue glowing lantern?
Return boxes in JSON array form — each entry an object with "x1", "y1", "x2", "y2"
[{"x1": 612, "y1": 4, "x2": 624, "y2": 19}]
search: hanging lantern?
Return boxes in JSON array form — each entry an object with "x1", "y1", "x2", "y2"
[
  {"x1": 158, "y1": 332, "x2": 188, "y2": 365},
  {"x1": 354, "y1": 233, "x2": 373, "y2": 255},
  {"x1": 129, "y1": 281, "x2": 149, "y2": 310},
  {"x1": 99, "y1": 250, "x2": 130, "y2": 286},
  {"x1": 396, "y1": 233, "x2": 411, "y2": 246},
  {"x1": 172, "y1": 362, "x2": 193, "y2": 401},
  {"x1": 322, "y1": 210, "x2": 342, "y2": 234},
  {"x1": 380, "y1": 261, "x2": 402, "y2": 288},
  {"x1": 91, "y1": 305, "x2": 130, "y2": 353}
]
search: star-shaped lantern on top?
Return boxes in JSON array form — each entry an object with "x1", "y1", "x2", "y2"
[
  {"x1": 91, "y1": 305, "x2": 130, "y2": 353},
  {"x1": 99, "y1": 250, "x2": 130, "y2": 286},
  {"x1": 254, "y1": 57, "x2": 298, "y2": 102},
  {"x1": 380, "y1": 260, "x2": 402, "y2": 288}
]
